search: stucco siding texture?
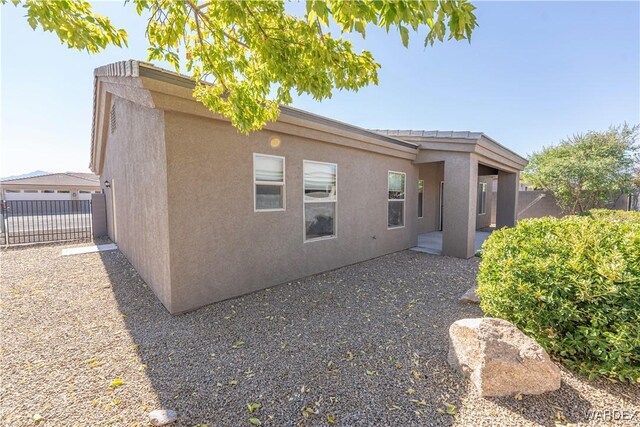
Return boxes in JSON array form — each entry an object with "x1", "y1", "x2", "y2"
[
  {"x1": 614, "y1": 194, "x2": 630, "y2": 210},
  {"x1": 516, "y1": 191, "x2": 563, "y2": 220},
  {"x1": 91, "y1": 193, "x2": 108, "y2": 238},
  {"x1": 416, "y1": 163, "x2": 492, "y2": 233},
  {"x1": 102, "y1": 96, "x2": 172, "y2": 309},
  {"x1": 441, "y1": 153, "x2": 479, "y2": 258},
  {"x1": 512, "y1": 191, "x2": 630, "y2": 221},
  {"x1": 417, "y1": 162, "x2": 444, "y2": 234},
  {"x1": 164, "y1": 112, "x2": 418, "y2": 313},
  {"x1": 475, "y1": 176, "x2": 494, "y2": 229}
]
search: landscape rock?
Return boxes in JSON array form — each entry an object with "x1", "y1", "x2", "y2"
[
  {"x1": 149, "y1": 409, "x2": 177, "y2": 426},
  {"x1": 448, "y1": 317, "x2": 561, "y2": 397},
  {"x1": 459, "y1": 286, "x2": 480, "y2": 304}
]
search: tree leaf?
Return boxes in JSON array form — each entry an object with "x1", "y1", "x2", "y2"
[
  {"x1": 247, "y1": 402, "x2": 261, "y2": 414},
  {"x1": 399, "y1": 25, "x2": 409, "y2": 47},
  {"x1": 10, "y1": 0, "x2": 478, "y2": 134},
  {"x1": 445, "y1": 403, "x2": 456, "y2": 415},
  {"x1": 110, "y1": 378, "x2": 125, "y2": 388}
]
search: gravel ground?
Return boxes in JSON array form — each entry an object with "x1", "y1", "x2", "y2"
[{"x1": 1, "y1": 243, "x2": 638, "y2": 427}]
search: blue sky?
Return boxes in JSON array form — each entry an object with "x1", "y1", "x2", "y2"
[{"x1": 1, "y1": 1, "x2": 639, "y2": 177}]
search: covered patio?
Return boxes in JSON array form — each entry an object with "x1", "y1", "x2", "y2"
[{"x1": 376, "y1": 130, "x2": 528, "y2": 259}]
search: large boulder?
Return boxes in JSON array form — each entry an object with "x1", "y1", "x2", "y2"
[{"x1": 448, "y1": 318, "x2": 561, "y2": 397}]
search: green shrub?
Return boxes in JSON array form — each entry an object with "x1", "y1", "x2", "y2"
[
  {"x1": 580, "y1": 208, "x2": 640, "y2": 223},
  {"x1": 477, "y1": 211, "x2": 640, "y2": 382}
]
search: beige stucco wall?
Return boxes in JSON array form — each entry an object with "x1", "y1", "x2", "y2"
[
  {"x1": 476, "y1": 176, "x2": 494, "y2": 229},
  {"x1": 417, "y1": 162, "x2": 444, "y2": 234},
  {"x1": 417, "y1": 162, "x2": 494, "y2": 233},
  {"x1": 442, "y1": 153, "x2": 478, "y2": 258},
  {"x1": 90, "y1": 66, "x2": 527, "y2": 313},
  {"x1": 163, "y1": 112, "x2": 418, "y2": 313},
  {"x1": 511, "y1": 191, "x2": 631, "y2": 221},
  {"x1": 515, "y1": 190, "x2": 563, "y2": 220},
  {"x1": 613, "y1": 194, "x2": 630, "y2": 210},
  {"x1": 91, "y1": 193, "x2": 108, "y2": 238},
  {"x1": 101, "y1": 96, "x2": 172, "y2": 309}
]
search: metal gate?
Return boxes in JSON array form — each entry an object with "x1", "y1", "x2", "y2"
[{"x1": 1, "y1": 200, "x2": 93, "y2": 245}]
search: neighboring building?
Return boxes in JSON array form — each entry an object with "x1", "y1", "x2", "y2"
[
  {"x1": 519, "y1": 182, "x2": 533, "y2": 191},
  {"x1": 0, "y1": 172, "x2": 101, "y2": 200},
  {"x1": 90, "y1": 60, "x2": 527, "y2": 313}
]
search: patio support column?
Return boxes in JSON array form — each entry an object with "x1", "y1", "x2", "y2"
[
  {"x1": 442, "y1": 154, "x2": 478, "y2": 259},
  {"x1": 496, "y1": 171, "x2": 519, "y2": 228}
]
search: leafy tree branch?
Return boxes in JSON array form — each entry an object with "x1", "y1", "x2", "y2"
[
  {"x1": 522, "y1": 124, "x2": 640, "y2": 214},
  {"x1": 4, "y1": 0, "x2": 477, "y2": 133}
]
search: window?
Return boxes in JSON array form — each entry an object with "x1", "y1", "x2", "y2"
[
  {"x1": 43, "y1": 190, "x2": 54, "y2": 193},
  {"x1": 304, "y1": 161, "x2": 337, "y2": 241},
  {"x1": 418, "y1": 179, "x2": 424, "y2": 218},
  {"x1": 57, "y1": 190, "x2": 70, "y2": 194},
  {"x1": 478, "y1": 182, "x2": 487, "y2": 215},
  {"x1": 24, "y1": 190, "x2": 39, "y2": 193},
  {"x1": 5, "y1": 190, "x2": 20, "y2": 193},
  {"x1": 388, "y1": 171, "x2": 406, "y2": 228},
  {"x1": 254, "y1": 154, "x2": 285, "y2": 211},
  {"x1": 79, "y1": 191, "x2": 91, "y2": 194}
]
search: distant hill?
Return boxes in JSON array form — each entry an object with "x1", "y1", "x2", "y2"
[{"x1": 1, "y1": 170, "x2": 51, "y2": 181}]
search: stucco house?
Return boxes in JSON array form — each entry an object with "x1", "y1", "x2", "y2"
[
  {"x1": 91, "y1": 60, "x2": 527, "y2": 314},
  {"x1": 0, "y1": 172, "x2": 101, "y2": 200}
]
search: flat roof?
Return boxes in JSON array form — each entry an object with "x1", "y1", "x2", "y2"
[
  {"x1": 372, "y1": 129, "x2": 483, "y2": 140},
  {"x1": 372, "y1": 129, "x2": 528, "y2": 164}
]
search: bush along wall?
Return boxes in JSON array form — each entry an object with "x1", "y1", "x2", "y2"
[{"x1": 477, "y1": 210, "x2": 640, "y2": 382}]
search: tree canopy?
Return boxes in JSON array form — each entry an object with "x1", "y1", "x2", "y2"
[
  {"x1": 522, "y1": 124, "x2": 639, "y2": 214},
  {"x1": 4, "y1": 0, "x2": 477, "y2": 133}
]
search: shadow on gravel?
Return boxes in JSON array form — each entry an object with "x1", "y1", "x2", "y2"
[
  {"x1": 487, "y1": 379, "x2": 593, "y2": 427},
  {"x1": 582, "y1": 376, "x2": 640, "y2": 404},
  {"x1": 99, "y1": 248, "x2": 483, "y2": 426}
]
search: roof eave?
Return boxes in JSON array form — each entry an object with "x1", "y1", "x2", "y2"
[
  {"x1": 90, "y1": 61, "x2": 419, "y2": 171},
  {"x1": 372, "y1": 129, "x2": 528, "y2": 169},
  {"x1": 478, "y1": 133, "x2": 528, "y2": 166}
]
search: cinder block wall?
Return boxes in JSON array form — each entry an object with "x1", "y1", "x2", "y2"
[
  {"x1": 517, "y1": 191, "x2": 563, "y2": 220},
  {"x1": 490, "y1": 191, "x2": 633, "y2": 224}
]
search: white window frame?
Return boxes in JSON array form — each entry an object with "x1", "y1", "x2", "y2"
[
  {"x1": 253, "y1": 153, "x2": 286, "y2": 212},
  {"x1": 303, "y1": 160, "x2": 337, "y2": 243},
  {"x1": 387, "y1": 170, "x2": 406, "y2": 230},
  {"x1": 478, "y1": 182, "x2": 487, "y2": 215},
  {"x1": 418, "y1": 179, "x2": 424, "y2": 219}
]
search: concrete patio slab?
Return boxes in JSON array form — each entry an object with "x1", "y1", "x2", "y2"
[
  {"x1": 61, "y1": 243, "x2": 118, "y2": 256},
  {"x1": 411, "y1": 231, "x2": 491, "y2": 256}
]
